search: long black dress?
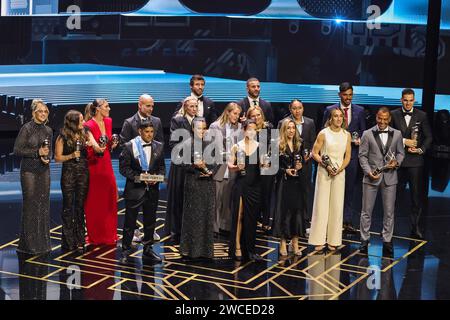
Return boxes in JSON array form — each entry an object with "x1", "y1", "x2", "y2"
[
  {"x1": 13, "y1": 120, "x2": 53, "y2": 254},
  {"x1": 272, "y1": 146, "x2": 305, "y2": 239},
  {"x1": 165, "y1": 115, "x2": 193, "y2": 239},
  {"x1": 59, "y1": 134, "x2": 89, "y2": 250},
  {"x1": 229, "y1": 145, "x2": 261, "y2": 259},
  {"x1": 180, "y1": 139, "x2": 219, "y2": 259}
]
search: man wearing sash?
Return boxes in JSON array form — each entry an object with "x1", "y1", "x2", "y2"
[{"x1": 119, "y1": 120, "x2": 165, "y2": 262}]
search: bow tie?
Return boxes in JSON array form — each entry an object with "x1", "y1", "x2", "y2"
[
  {"x1": 197, "y1": 96, "x2": 204, "y2": 102},
  {"x1": 142, "y1": 143, "x2": 151, "y2": 148},
  {"x1": 402, "y1": 110, "x2": 413, "y2": 117},
  {"x1": 252, "y1": 100, "x2": 258, "y2": 106},
  {"x1": 377, "y1": 131, "x2": 388, "y2": 134}
]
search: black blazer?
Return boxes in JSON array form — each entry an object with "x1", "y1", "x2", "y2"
[
  {"x1": 119, "y1": 139, "x2": 165, "y2": 201},
  {"x1": 169, "y1": 114, "x2": 194, "y2": 151},
  {"x1": 119, "y1": 113, "x2": 164, "y2": 145},
  {"x1": 237, "y1": 97, "x2": 274, "y2": 125},
  {"x1": 174, "y1": 96, "x2": 218, "y2": 126},
  {"x1": 278, "y1": 115, "x2": 317, "y2": 151},
  {"x1": 390, "y1": 107, "x2": 432, "y2": 167}
]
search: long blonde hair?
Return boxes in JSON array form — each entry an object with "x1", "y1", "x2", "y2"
[
  {"x1": 279, "y1": 118, "x2": 301, "y2": 154},
  {"x1": 217, "y1": 102, "x2": 242, "y2": 127}
]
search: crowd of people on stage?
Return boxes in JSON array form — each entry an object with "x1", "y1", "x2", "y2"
[{"x1": 13, "y1": 75, "x2": 432, "y2": 263}]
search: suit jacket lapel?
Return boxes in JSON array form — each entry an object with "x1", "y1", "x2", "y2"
[
  {"x1": 384, "y1": 129, "x2": 394, "y2": 154},
  {"x1": 372, "y1": 129, "x2": 386, "y2": 156}
]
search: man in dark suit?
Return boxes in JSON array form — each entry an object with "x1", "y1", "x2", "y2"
[
  {"x1": 390, "y1": 88, "x2": 432, "y2": 239},
  {"x1": 119, "y1": 94, "x2": 163, "y2": 243},
  {"x1": 119, "y1": 120, "x2": 165, "y2": 263},
  {"x1": 173, "y1": 74, "x2": 217, "y2": 126},
  {"x1": 237, "y1": 77, "x2": 274, "y2": 125},
  {"x1": 323, "y1": 82, "x2": 366, "y2": 233},
  {"x1": 120, "y1": 94, "x2": 164, "y2": 145},
  {"x1": 278, "y1": 99, "x2": 316, "y2": 230}
]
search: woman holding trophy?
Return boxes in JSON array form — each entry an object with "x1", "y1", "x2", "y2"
[
  {"x1": 309, "y1": 108, "x2": 351, "y2": 253},
  {"x1": 180, "y1": 118, "x2": 219, "y2": 260},
  {"x1": 83, "y1": 99, "x2": 119, "y2": 245},
  {"x1": 13, "y1": 99, "x2": 53, "y2": 254},
  {"x1": 246, "y1": 105, "x2": 275, "y2": 233},
  {"x1": 228, "y1": 120, "x2": 265, "y2": 262},
  {"x1": 54, "y1": 110, "x2": 89, "y2": 251},
  {"x1": 272, "y1": 118, "x2": 305, "y2": 257}
]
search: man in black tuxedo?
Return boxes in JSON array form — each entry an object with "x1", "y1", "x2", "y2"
[
  {"x1": 174, "y1": 74, "x2": 217, "y2": 126},
  {"x1": 278, "y1": 99, "x2": 316, "y2": 230},
  {"x1": 237, "y1": 77, "x2": 274, "y2": 125},
  {"x1": 120, "y1": 94, "x2": 164, "y2": 144},
  {"x1": 322, "y1": 82, "x2": 366, "y2": 234},
  {"x1": 119, "y1": 120, "x2": 165, "y2": 263},
  {"x1": 390, "y1": 88, "x2": 432, "y2": 239},
  {"x1": 119, "y1": 94, "x2": 163, "y2": 243}
]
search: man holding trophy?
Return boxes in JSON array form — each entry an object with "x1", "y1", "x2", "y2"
[
  {"x1": 358, "y1": 107, "x2": 405, "y2": 257},
  {"x1": 119, "y1": 120, "x2": 165, "y2": 263},
  {"x1": 390, "y1": 88, "x2": 432, "y2": 239}
]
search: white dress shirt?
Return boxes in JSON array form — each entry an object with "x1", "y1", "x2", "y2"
[
  {"x1": 403, "y1": 107, "x2": 414, "y2": 127},
  {"x1": 248, "y1": 96, "x2": 260, "y2": 107},
  {"x1": 377, "y1": 126, "x2": 389, "y2": 146}
]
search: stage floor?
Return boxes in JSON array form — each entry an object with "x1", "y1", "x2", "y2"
[{"x1": 1, "y1": 154, "x2": 449, "y2": 300}]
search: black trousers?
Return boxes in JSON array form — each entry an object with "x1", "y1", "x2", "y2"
[
  {"x1": 122, "y1": 186, "x2": 159, "y2": 249},
  {"x1": 398, "y1": 166, "x2": 424, "y2": 231}
]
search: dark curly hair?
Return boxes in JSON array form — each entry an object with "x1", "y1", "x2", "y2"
[{"x1": 60, "y1": 110, "x2": 86, "y2": 148}]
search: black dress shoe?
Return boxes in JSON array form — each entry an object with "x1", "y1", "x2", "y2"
[
  {"x1": 382, "y1": 241, "x2": 394, "y2": 257},
  {"x1": 142, "y1": 246, "x2": 162, "y2": 262},
  {"x1": 359, "y1": 240, "x2": 369, "y2": 254}
]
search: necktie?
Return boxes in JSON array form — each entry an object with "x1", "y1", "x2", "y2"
[
  {"x1": 142, "y1": 143, "x2": 151, "y2": 148},
  {"x1": 253, "y1": 100, "x2": 258, "y2": 106},
  {"x1": 343, "y1": 108, "x2": 349, "y2": 128}
]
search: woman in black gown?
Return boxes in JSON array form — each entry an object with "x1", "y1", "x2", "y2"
[
  {"x1": 54, "y1": 110, "x2": 89, "y2": 251},
  {"x1": 13, "y1": 99, "x2": 53, "y2": 254},
  {"x1": 228, "y1": 120, "x2": 265, "y2": 262},
  {"x1": 246, "y1": 106, "x2": 275, "y2": 233},
  {"x1": 165, "y1": 96, "x2": 198, "y2": 242},
  {"x1": 272, "y1": 118, "x2": 305, "y2": 257},
  {"x1": 180, "y1": 118, "x2": 219, "y2": 259}
]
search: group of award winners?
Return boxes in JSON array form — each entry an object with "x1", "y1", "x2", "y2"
[{"x1": 13, "y1": 75, "x2": 432, "y2": 264}]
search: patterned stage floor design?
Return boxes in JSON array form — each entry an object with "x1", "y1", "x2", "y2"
[{"x1": 0, "y1": 199, "x2": 426, "y2": 300}]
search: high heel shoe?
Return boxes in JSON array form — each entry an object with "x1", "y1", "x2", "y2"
[
  {"x1": 234, "y1": 248, "x2": 242, "y2": 261},
  {"x1": 313, "y1": 245, "x2": 326, "y2": 254},
  {"x1": 328, "y1": 245, "x2": 338, "y2": 252}
]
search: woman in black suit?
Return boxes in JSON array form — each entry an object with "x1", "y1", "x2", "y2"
[
  {"x1": 272, "y1": 118, "x2": 304, "y2": 257},
  {"x1": 246, "y1": 105, "x2": 275, "y2": 233}
]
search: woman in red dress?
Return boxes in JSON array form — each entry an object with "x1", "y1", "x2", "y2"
[{"x1": 83, "y1": 99, "x2": 119, "y2": 245}]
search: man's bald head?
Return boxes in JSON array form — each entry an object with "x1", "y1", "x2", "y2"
[{"x1": 138, "y1": 94, "x2": 154, "y2": 118}]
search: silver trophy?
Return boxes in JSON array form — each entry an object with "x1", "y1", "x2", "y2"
[
  {"x1": 293, "y1": 153, "x2": 302, "y2": 176},
  {"x1": 111, "y1": 134, "x2": 120, "y2": 145},
  {"x1": 351, "y1": 131, "x2": 360, "y2": 143},
  {"x1": 75, "y1": 139, "x2": 81, "y2": 162},
  {"x1": 302, "y1": 148, "x2": 310, "y2": 160},
  {"x1": 372, "y1": 149, "x2": 397, "y2": 176},
  {"x1": 97, "y1": 134, "x2": 109, "y2": 157},
  {"x1": 409, "y1": 122, "x2": 420, "y2": 153},
  {"x1": 260, "y1": 153, "x2": 271, "y2": 167},
  {"x1": 237, "y1": 149, "x2": 246, "y2": 176},
  {"x1": 41, "y1": 137, "x2": 50, "y2": 160},
  {"x1": 321, "y1": 154, "x2": 338, "y2": 175},
  {"x1": 193, "y1": 151, "x2": 212, "y2": 176}
]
